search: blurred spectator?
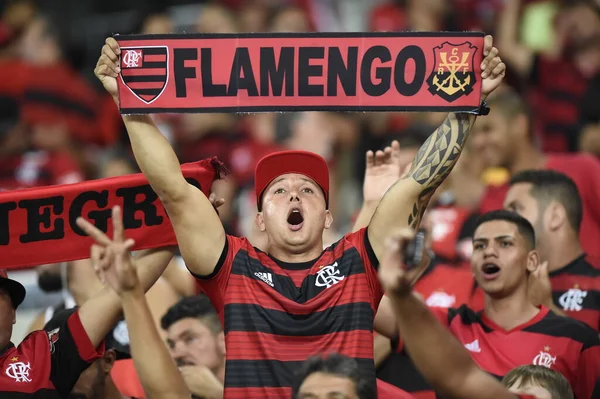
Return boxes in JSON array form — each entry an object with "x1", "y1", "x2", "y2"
[
  {"x1": 473, "y1": 88, "x2": 600, "y2": 258},
  {"x1": 268, "y1": 4, "x2": 313, "y2": 32},
  {"x1": 237, "y1": 1, "x2": 271, "y2": 32},
  {"x1": 195, "y1": 2, "x2": 239, "y2": 33},
  {"x1": 140, "y1": 12, "x2": 174, "y2": 34},
  {"x1": 19, "y1": 15, "x2": 104, "y2": 148},
  {"x1": 369, "y1": 0, "x2": 458, "y2": 33},
  {"x1": 0, "y1": 96, "x2": 84, "y2": 191},
  {"x1": 497, "y1": 0, "x2": 600, "y2": 152}
]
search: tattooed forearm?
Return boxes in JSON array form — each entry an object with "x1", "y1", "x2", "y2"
[{"x1": 406, "y1": 113, "x2": 475, "y2": 228}]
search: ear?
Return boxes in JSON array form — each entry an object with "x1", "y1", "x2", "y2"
[
  {"x1": 11, "y1": 309, "x2": 16, "y2": 325},
  {"x1": 526, "y1": 249, "x2": 540, "y2": 274},
  {"x1": 324, "y1": 210, "x2": 333, "y2": 230},
  {"x1": 217, "y1": 331, "x2": 226, "y2": 356},
  {"x1": 547, "y1": 201, "x2": 566, "y2": 232},
  {"x1": 101, "y1": 349, "x2": 117, "y2": 373},
  {"x1": 255, "y1": 212, "x2": 266, "y2": 232}
]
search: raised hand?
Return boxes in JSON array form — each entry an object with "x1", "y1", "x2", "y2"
[
  {"x1": 94, "y1": 37, "x2": 121, "y2": 100},
  {"x1": 480, "y1": 35, "x2": 506, "y2": 98},
  {"x1": 363, "y1": 140, "x2": 403, "y2": 204},
  {"x1": 528, "y1": 261, "x2": 553, "y2": 308},
  {"x1": 378, "y1": 228, "x2": 427, "y2": 297},
  {"x1": 179, "y1": 365, "x2": 224, "y2": 399},
  {"x1": 76, "y1": 206, "x2": 139, "y2": 296}
]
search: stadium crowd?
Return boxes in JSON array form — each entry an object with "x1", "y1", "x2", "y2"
[{"x1": 0, "y1": 0, "x2": 599, "y2": 398}]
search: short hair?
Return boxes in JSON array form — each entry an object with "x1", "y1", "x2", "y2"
[
  {"x1": 510, "y1": 170, "x2": 583, "y2": 233},
  {"x1": 160, "y1": 295, "x2": 222, "y2": 335},
  {"x1": 502, "y1": 365, "x2": 574, "y2": 399},
  {"x1": 474, "y1": 210, "x2": 536, "y2": 250},
  {"x1": 292, "y1": 353, "x2": 376, "y2": 399}
]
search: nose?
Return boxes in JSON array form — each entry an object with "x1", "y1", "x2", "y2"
[
  {"x1": 482, "y1": 243, "x2": 498, "y2": 258},
  {"x1": 289, "y1": 191, "x2": 300, "y2": 203}
]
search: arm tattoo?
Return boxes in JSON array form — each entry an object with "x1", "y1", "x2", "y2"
[{"x1": 406, "y1": 113, "x2": 474, "y2": 228}]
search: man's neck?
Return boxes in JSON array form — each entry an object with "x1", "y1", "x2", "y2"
[
  {"x1": 484, "y1": 289, "x2": 540, "y2": 331},
  {"x1": 542, "y1": 232, "x2": 583, "y2": 273},
  {"x1": 509, "y1": 144, "x2": 546, "y2": 174},
  {"x1": 267, "y1": 242, "x2": 323, "y2": 263}
]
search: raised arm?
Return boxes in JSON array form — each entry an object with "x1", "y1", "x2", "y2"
[
  {"x1": 368, "y1": 35, "x2": 506, "y2": 261},
  {"x1": 90, "y1": 210, "x2": 190, "y2": 399},
  {"x1": 95, "y1": 38, "x2": 225, "y2": 277},
  {"x1": 74, "y1": 206, "x2": 175, "y2": 349},
  {"x1": 379, "y1": 230, "x2": 519, "y2": 399}
]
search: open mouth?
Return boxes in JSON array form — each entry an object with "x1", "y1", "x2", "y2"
[
  {"x1": 481, "y1": 263, "x2": 501, "y2": 280},
  {"x1": 287, "y1": 208, "x2": 304, "y2": 231}
]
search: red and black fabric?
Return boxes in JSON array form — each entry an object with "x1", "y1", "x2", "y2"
[
  {"x1": 528, "y1": 55, "x2": 589, "y2": 153},
  {"x1": 393, "y1": 305, "x2": 600, "y2": 399},
  {"x1": 479, "y1": 153, "x2": 600, "y2": 258},
  {"x1": 0, "y1": 309, "x2": 105, "y2": 398},
  {"x1": 427, "y1": 205, "x2": 477, "y2": 266},
  {"x1": 548, "y1": 254, "x2": 600, "y2": 332},
  {"x1": 21, "y1": 63, "x2": 102, "y2": 145},
  {"x1": 194, "y1": 228, "x2": 382, "y2": 398}
]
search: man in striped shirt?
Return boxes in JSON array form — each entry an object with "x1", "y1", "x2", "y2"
[{"x1": 95, "y1": 34, "x2": 506, "y2": 398}]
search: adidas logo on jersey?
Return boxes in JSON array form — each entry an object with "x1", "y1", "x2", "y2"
[
  {"x1": 464, "y1": 339, "x2": 481, "y2": 353},
  {"x1": 254, "y1": 272, "x2": 274, "y2": 287}
]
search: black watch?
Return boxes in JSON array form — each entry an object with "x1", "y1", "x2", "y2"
[{"x1": 478, "y1": 100, "x2": 490, "y2": 116}]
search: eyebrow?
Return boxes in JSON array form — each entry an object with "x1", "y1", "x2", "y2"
[{"x1": 473, "y1": 234, "x2": 515, "y2": 242}]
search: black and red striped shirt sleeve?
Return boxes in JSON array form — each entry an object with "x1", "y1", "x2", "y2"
[
  {"x1": 574, "y1": 331, "x2": 600, "y2": 399},
  {"x1": 45, "y1": 309, "x2": 105, "y2": 397}
]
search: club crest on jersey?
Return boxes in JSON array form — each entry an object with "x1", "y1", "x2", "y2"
[
  {"x1": 427, "y1": 42, "x2": 477, "y2": 102},
  {"x1": 120, "y1": 46, "x2": 169, "y2": 104},
  {"x1": 315, "y1": 262, "x2": 345, "y2": 289},
  {"x1": 533, "y1": 346, "x2": 556, "y2": 368},
  {"x1": 558, "y1": 284, "x2": 587, "y2": 312},
  {"x1": 6, "y1": 360, "x2": 32, "y2": 383}
]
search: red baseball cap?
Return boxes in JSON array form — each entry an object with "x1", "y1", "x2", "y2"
[
  {"x1": 0, "y1": 269, "x2": 26, "y2": 309},
  {"x1": 255, "y1": 150, "x2": 329, "y2": 211}
]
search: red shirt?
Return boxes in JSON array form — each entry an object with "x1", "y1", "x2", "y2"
[
  {"x1": 404, "y1": 306, "x2": 600, "y2": 399},
  {"x1": 195, "y1": 228, "x2": 382, "y2": 399},
  {"x1": 479, "y1": 153, "x2": 600, "y2": 258},
  {"x1": 377, "y1": 378, "x2": 414, "y2": 398},
  {"x1": 0, "y1": 310, "x2": 104, "y2": 398}
]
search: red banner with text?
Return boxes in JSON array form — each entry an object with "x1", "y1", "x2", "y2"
[
  {"x1": 115, "y1": 32, "x2": 484, "y2": 114},
  {"x1": 0, "y1": 159, "x2": 223, "y2": 270}
]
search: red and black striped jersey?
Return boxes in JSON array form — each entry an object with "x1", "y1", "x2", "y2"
[
  {"x1": 0, "y1": 310, "x2": 105, "y2": 398},
  {"x1": 393, "y1": 305, "x2": 600, "y2": 399},
  {"x1": 196, "y1": 228, "x2": 382, "y2": 399},
  {"x1": 550, "y1": 254, "x2": 600, "y2": 332}
]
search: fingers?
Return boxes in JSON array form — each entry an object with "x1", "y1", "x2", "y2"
[
  {"x1": 481, "y1": 47, "x2": 499, "y2": 79},
  {"x1": 112, "y1": 206, "x2": 125, "y2": 243},
  {"x1": 105, "y1": 37, "x2": 121, "y2": 57},
  {"x1": 374, "y1": 150, "x2": 385, "y2": 167},
  {"x1": 483, "y1": 35, "x2": 493, "y2": 56},
  {"x1": 76, "y1": 217, "x2": 112, "y2": 246},
  {"x1": 490, "y1": 61, "x2": 506, "y2": 79},
  {"x1": 123, "y1": 238, "x2": 136, "y2": 252},
  {"x1": 214, "y1": 198, "x2": 226, "y2": 208},
  {"x1": 365, "y1": 150, "x2": 375, "y2": 168}
]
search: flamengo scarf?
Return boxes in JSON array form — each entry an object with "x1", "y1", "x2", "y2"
[{"x1": 0, "y1": 158, "x2": 225, "y2": 270}]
